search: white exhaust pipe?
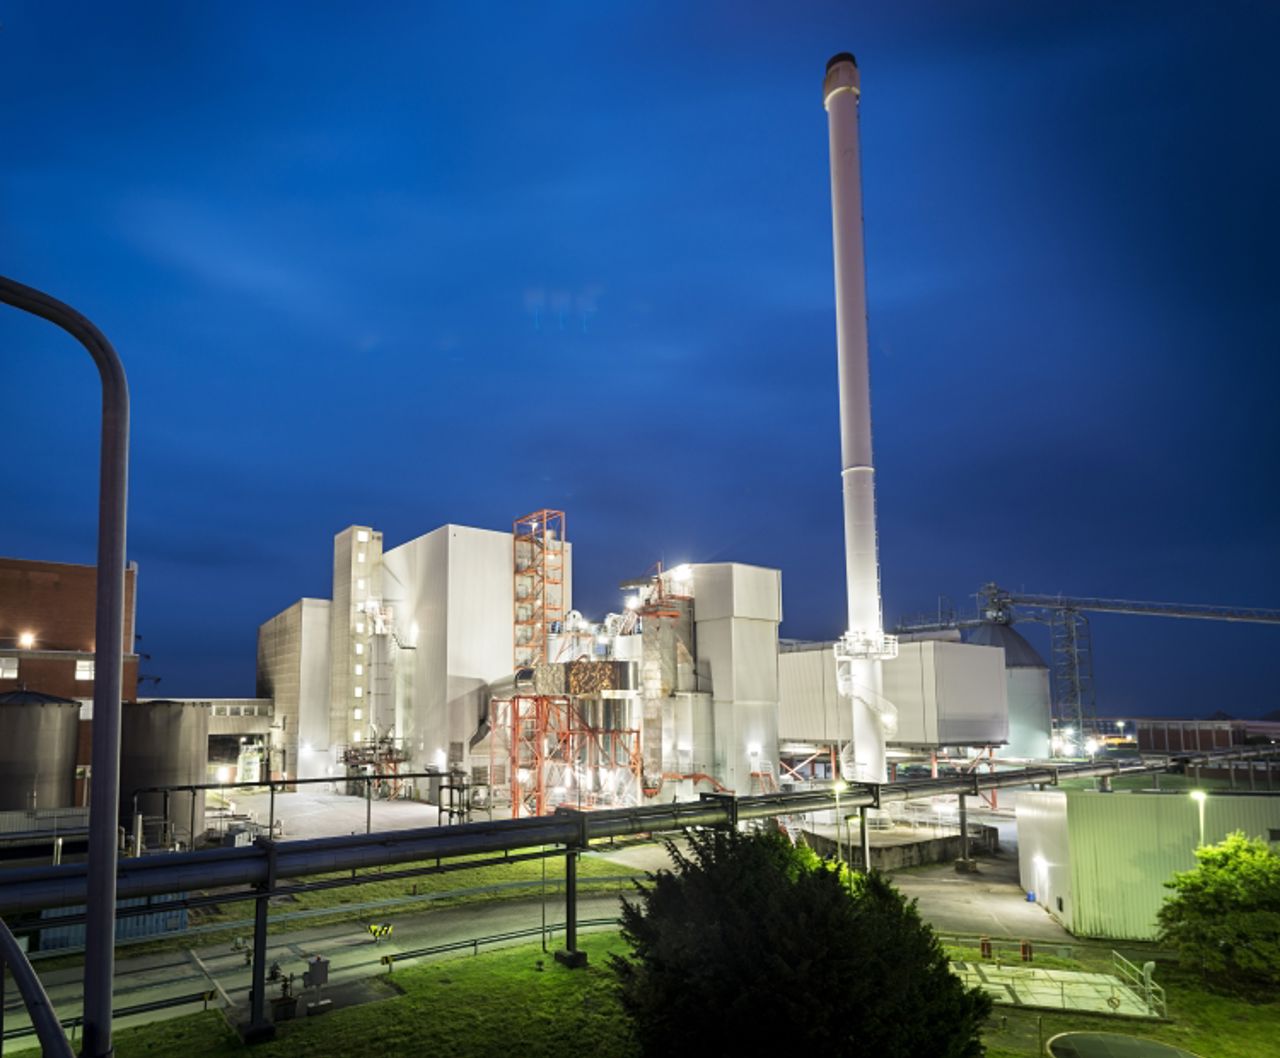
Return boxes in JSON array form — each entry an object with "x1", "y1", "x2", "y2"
[{"x1": 824, "y1": 52, "x2": 897, "y2": 783}]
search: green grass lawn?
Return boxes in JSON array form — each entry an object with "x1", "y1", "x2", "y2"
[
  {"x1": 110, "y1": 934, "x2": 640, "y2": 1058},
  {"x1": 192, "y1": 846, "x2": 640, "y2": 927},
  {"x1": 68, "y1": 932, "x2": 1274, "y2": 1058}
]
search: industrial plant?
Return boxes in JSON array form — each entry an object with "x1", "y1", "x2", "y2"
[{"x1": 0, "y1": 48, "x2": 1277, "y2": 1058}]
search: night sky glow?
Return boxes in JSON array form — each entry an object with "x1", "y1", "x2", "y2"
[{"x1": 2, "y1": 3, "x2": 1277, "y2": 716}]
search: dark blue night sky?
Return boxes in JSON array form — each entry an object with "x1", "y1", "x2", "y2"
[{"x1": 2, "y1": 3, "x2": 1277, "y2": 716}]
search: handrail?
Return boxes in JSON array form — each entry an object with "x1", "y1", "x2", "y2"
[{"x1": 0, "y1": 916, "x2": 74, "y2": 1057}]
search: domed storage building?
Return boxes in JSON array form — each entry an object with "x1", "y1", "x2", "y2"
[{"x1": 966, "y1": 622, "x2": 1052, "y2": 759}]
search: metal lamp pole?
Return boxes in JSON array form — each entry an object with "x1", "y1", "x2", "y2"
[{"x1": 0, "y1": 277, "x2": 129, "y2": 1058}]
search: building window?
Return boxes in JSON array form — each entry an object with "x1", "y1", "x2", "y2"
[
  {"x1": 0, "y1": 657, "x2": 16, "y2": 679},
  {"x1": 357, "y1": 551, "x2": 366, "y2": 564},
  {"x1": 355, "y1": 622, "x2": 365, "y2": 634},
  {"x1": 75, "y1": 659, "x2": 95, "y2": 681},
  {"x1": 357, "y1": 530, "x2": 369, "y2": 543},
  {"x1": 354, "y1": 687, "x2": 363, "y2": 698},
  {"x1": 352, "y1": 730, "x2": 362, "y2": 743},
  {"x1": 354, "y1": 643, "x2": 364, "y2": 656},
  {"x1": 354, "y1": 664, "x2": 363, "y2": 676},
  {"x1": 357, "y1": 578, "x2": 366, "y2": 591},
  {"x1": 353, "y1": 708, "x2": 363, "y2": 721}
]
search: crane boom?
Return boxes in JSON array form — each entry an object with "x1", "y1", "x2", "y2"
[{"x1": 978, "y1": 583, "x2": 1280, "y2": 625}]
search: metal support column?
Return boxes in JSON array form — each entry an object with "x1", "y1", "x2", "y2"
[
  {"x1": 268, "y1": 783, "x2": 276, "y2": 837},
  {"x1": 956, "y1": 793, "x2": 977, "y2": 873},
  {"x1": 858, "y1": 806, "x2": 870, "y2": 872},
  {"x1": 243, "y1": 838, "x2": 277, "y2": 1042},
  {"x1": 554, "y1": 849, "x2": 587, "y2": 968},
  {"x1": 1098, "y1": 775, "x2": 1112, "y2": 793},
  {"x1": 366, "y1": 775, "x2": 372, "y2": 834}
]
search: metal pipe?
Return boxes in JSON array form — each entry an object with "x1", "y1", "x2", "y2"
[
  {"x1": 823, "y1": 54, "x2": 892, "y2": 783},
  {"x1": 0, "y1": 917, "x2": 74, "y2": 1058},
  {"x1": 0, "y1": 749, "x2": 1268, "y2": 918},
  {"x1": 0, "y1": 276, "x2": 128, "y2": 1058}
]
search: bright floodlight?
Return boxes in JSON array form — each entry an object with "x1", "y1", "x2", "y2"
[
  {"x1": 625, "y1": 596, "x2": 641, "y2": 610},
  {"x1": 1190, "y1": 789, "x2": 1207, "y2": 803},
  {"x1": 747, "y1": 742, "x2": 762, "y2": 757},
  {"x1": 672, "y1": 564, "x2": 692, "y2": 580},
  {"x1": 17, "y1": 631, "x2": 34, "y2": 649},
  {"x1": 1064, "y1": 726, "x2": 1074, "y2": 738},
  {"x1": 1084, "y1": 738, "x2": 1098, "y2": 756}
]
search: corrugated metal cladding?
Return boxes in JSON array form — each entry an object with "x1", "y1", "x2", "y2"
[
  {"x1": 1068, "y1": 792, "x2": 1280, "y2": 941},
  {"x1": 1016, "y1": 790, "x2": 1073, "y2": 931},
  {"x1": 778, "y1": 646, "x2": 848, "y2": 742},
  {"x1": 38, "y1": 894, "x2": 188, "y2": 951}
]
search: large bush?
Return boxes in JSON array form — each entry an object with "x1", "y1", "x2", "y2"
[
  {"x1": 1157, "y1": 830, "x2": 1280, "y2": 993},
  {"x1": 610, "y1": 828, "x2": 990, "y2": 1057}
]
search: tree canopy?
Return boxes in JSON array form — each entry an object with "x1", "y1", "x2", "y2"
[
  {"x1": 1157, "y1": 830, "x2": 1280, "y2": 993},
  {"x1": 610, "y1": 828, "x2": 991, "y2": 1058}
]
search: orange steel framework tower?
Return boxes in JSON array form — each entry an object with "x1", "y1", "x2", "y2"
[{"x1": 513, "y1": 509, "x2": 566, "y2": 670}]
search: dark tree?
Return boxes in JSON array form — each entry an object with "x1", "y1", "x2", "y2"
[{"x1": 610, "y1": 828, "x2": 991, "y2": 1057}]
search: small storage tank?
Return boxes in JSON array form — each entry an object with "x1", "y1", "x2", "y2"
[
  {"x1": 0, "y1": 690, "x2": 80, "y2": 810},
  {"x1": 966, "y1": 623, "x2": 1053, "y2": 760},
  {"x1": 120, "y1": 700, "x2": 208, "y2": 847}
]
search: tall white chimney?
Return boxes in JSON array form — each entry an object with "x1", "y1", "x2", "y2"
[{"x1": 823, "y1": 52, "x2": 897, "y2": 784}]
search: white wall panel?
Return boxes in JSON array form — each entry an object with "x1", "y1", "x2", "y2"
[
  {"x1": 1016, "y1": 790, "x2": 1073, "y2": 931},
  {"x1": 934, "y1": 642, "x2": 1008, "y2": 746},
  {"x1": 778, "y1": 647, "x2": 848, "y2": 743}
]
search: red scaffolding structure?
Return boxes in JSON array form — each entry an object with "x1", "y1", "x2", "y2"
[
  {"x1": 513, "y1": 509, "x2": 566, "y2": 670},
  {"x1": 487, "y1": 694, "x2": 643, "y2": 818}
]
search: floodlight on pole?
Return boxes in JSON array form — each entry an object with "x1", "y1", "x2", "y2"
[{"x1": 1190, "y1": 789, "x2": 1207, "y2": 848}]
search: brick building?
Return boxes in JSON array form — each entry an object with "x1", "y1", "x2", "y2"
[{"x1": 0, "y1": 556, "x2": 139, "y2": 700}]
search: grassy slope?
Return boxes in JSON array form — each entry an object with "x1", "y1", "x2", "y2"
[{"x1": 91, "y1": 933, "x2": 1275, "y2": 1058}]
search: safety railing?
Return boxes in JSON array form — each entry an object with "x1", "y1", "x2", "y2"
[
  {"x1": 380, "y1": 916, "x2": 617, "y2": 971},
  {"x1": 2, "y1": 990, "x2": 218, "y2": 1047},
  {"x1": 1112, "y1": 949, "x2": 1166, "y2": 1018}
]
